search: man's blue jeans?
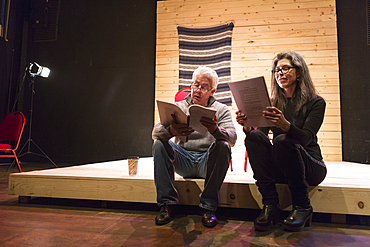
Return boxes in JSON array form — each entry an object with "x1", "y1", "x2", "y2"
[{"x1": 153, "y1": 139, "x2": 231, "y2": 211}]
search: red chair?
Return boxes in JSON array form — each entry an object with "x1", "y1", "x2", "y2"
[
  {"x1": 175, "y1": 88, "x2": 192, "y2": 102},
  {"x1": 174, "y1": 88, "x2": 233, "y2": 171},
  {"x1": 0, "y1": 111, "x2": 25, "y2": 172},
  {"x1": 244, "y1": 150, "x2": 248, "y2": 172}
]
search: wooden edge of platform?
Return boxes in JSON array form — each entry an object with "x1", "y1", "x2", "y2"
[{"x1": 7, "y1": 172, "x2": 370, "y2": 216}]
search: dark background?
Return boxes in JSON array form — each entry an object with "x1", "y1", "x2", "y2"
[
  {"x1": 0, "y1": 0, "x2": 369, "y2": 165},
  {"x1": 336, "y1": 0, "x2": 370, "y2": 163},
  {"x1": 1, "y1": 0, "x2": 156, "y2": 165}
]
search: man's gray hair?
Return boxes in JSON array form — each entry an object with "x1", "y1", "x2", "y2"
[{"x1": 192, "y1": 66, "x2": 219, "y2": 90}]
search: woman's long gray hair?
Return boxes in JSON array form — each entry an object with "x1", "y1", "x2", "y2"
[{"x1": 270, "y1": 50, "x2": 318, "y2": 116}]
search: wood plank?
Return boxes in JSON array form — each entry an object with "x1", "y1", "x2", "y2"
[
  {"x1": 9, "y1": 159, "x2": 370, "y2": 215},
  {"x1": 157, "y1": 5, "x2": 336, "y2": 25},
  {"x1": 158, "y1": 0, "x2": 335, "y2": 8},
  {"x1": 319, "y1": 139, "x2": 342, "y2": 147},
  {"x1": 322, "y1": 116, "x2": 341, "y2": 124},
  {"x1": 231, "y1": 58, "x2": 339, "y2": 68},
  {"x1": 158, "y1": 20, "x2": 337, "y2": 37},
  {"x1": 231, "y1": 50, "x2": 339, "y2": 61},
  {"x1": 321, "y1": 146, "x2": 342, "y2": 154},
  {"x1": 157, "y1": 12, "x2": 336, "y2": 29},
  {"x1": 158, "y1": 4, "x2": 336, "y2": 21},
  {"x1": 232, "y1": 36, "x2": 338, "y2": 48},
  {"x1": 157, "y1": 2, "x2": 336, "y2": 20},
  {"x1": 325, "y1": 108, "x2": 341, "y2": 116},
  {"x1": 231, "y1": 43, "x2": 338, "y2": 54},
  {"x1": 158, "y1": 21, "x2": 337, "y2": 39},
  {"x1": 323, "y1": 154, "x2": 342, "y2": 161},
  {"x1": 314, "y1": 78, "x2": 340, "y2": 86},
  {"x1": 317, "y1": 86, "x2": 340, "y2": 94},
  {"x1": 155, "y1": 70, "x2": 178, "y2": 78},
  {"x1": 156, "y1": 56, "x2": 179, "y2": 65},
  {"x1": 318, "y1": 131, "x2": 341, "y2": 139}
]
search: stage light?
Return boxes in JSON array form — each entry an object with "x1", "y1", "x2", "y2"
[
  {"x1": 9, "y1": 61, "x2": 58, "y2": 170},
  {"x1": 28, "y1": 62, "x2": 51, "y2": 78}
]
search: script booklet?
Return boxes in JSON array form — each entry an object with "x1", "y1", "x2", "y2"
[
  {"x1": 228, "y1": 76, "x2": 273, "y2": 127},
  {"x1": 156, "y1": 100, "x2": 217, "y2": 142}
]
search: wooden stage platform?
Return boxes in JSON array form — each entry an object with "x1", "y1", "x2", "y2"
[{"x1": 8, "y1": 157, "x2": 370, "y2": 216}]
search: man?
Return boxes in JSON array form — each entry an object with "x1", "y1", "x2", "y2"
[{"x1": 152, "y1": 66, "x2": 237, "y2": 227}]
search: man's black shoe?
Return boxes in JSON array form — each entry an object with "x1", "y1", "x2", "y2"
[
  {"x1": 155, "y1": 205, "x2": 172, "y2": 225},
  {"x1": 202, "y1": 210, "x2": 218, "y2": 228}
]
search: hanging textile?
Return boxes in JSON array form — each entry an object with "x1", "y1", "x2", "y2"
[{"x1": 177, "y1": 22, "x2": 234, "y2": 106}]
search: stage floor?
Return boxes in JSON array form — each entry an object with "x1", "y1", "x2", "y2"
[{"x1": 8, "y1": 157, "x2": 370, "y2": 216}]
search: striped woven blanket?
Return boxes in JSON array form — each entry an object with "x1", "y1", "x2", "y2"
[{"x1": 177, "y1": 22, "x2": 234, "y2": 106}]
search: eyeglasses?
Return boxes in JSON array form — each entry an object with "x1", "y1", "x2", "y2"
[
  {"x1": 272, "y1": 66, "x2": 296, "y2": 74},
  {"x1": 191, "y1": 83, "x2": 212, "y2": 93}
]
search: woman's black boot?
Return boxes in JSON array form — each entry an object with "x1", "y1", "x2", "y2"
[
  {"x1": 254, "y1": 203, "x2": 280, "y2": 231},
  {"x1": 282, "y1": 205, "x2": 313, "y2": 232}
]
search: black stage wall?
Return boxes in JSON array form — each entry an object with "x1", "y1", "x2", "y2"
[
  {"x1": 3, "y1": 0, "x2": 157, "y2": 165},
  {"x1": 336, "y1": 0, "x2": 370, "y2": 164},
  {"x1": 0, "y1": 0, "x2": 27, "y2": 123}
]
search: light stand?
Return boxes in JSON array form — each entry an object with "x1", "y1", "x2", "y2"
[{"x1": 7, "y1": 62, "x2": 58, "y2": 171}]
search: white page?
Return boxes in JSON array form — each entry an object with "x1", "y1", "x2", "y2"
[
  {"x1": 156, "y1": 100, "x2": 217, "y2": 140},
  {"x1": 156, "y1": 100, "x2": 188, "y2": 142},
  {"x1": 156, "y1": 100, "x2": 188, "y2": 126},
  {"x1": 228, "y1": 76, "x2": 273, "y2": 127},
  {"x1": 188, "y1": 105, "x2": 216, "y2": 135}
]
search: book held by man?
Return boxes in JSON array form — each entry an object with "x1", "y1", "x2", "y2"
[
  {"x1": 228, "y1": 76, "x2": 273, "y2": 127},
  {"x1": 156, "y1": 100, "x2": 217, "y2": 142}
]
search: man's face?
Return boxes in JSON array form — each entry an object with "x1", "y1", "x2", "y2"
[{"x1": 191, "y1": 75, "x2": 216, "y2": 106}]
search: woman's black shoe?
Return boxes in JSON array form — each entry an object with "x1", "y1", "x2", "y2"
[
  {"x1": 254, "y1": 203, "x2": 280, "y2": 231},
  {"x1": 282, "y1": 205, "x2": 313, "y2": 232}
]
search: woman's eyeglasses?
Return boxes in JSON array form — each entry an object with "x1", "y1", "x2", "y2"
[{"x1": 272, "y1": 66, "x2": 296, "y2": 74}]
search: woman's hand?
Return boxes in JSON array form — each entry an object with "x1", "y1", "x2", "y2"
[
  {"x1": 235, "y1": 110, "x2": 252, "y2": 133},
  {"x1": 262, "y1": 106, "x2": 291, "y2": 132}
]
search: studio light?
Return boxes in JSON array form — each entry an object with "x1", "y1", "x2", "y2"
[
  {"x1": 8, "y1": 61, "x2": 58, "y2": 170},
  {"x1": 28, "y1": 62, "x2": 51, "y2": 78}
]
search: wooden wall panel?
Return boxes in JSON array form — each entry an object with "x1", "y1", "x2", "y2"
[{"x1": 156, "y1": 0, "x2": 341, "y2": 161}]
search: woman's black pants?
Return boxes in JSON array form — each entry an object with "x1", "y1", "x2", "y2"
[{"x1": 245, "y1": 130, "x2": 327, "y2": 207}]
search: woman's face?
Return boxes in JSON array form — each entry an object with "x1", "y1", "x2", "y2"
[{"x1": 274, "y1": 58, "x2": 300, "y2": 95}]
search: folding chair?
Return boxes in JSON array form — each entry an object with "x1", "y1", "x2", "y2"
[{"x1": 0, "y1": 111, "x2": 25, "y2": 172}]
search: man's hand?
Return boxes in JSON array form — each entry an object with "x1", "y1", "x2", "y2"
[
  {"x1": 235, "y1": 110, "x2": 252, "y2": 132},
  {"x1": 169, "y1": 114, "x2": 194, "y2": 137},
  {"x1": 262, "y1": 106, "x2": 291, "y2": 132},
  {"x1": 200, "y1": 115, "x2": 218, "y2": 134}
]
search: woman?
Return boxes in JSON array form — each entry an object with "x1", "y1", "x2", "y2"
[{"x1": 236, "y1": 51, "x2": 327, "y2": 231}]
